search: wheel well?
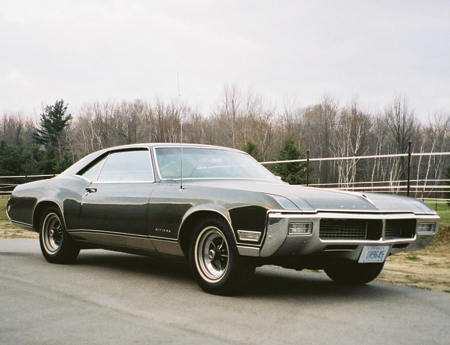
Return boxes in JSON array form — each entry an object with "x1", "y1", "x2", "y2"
[
  {"x1": 179, "y1": 211, "x2": 230, "y2": 258},
  {"x1": 33, "y1": 201, "x2": 61, "y2": 232}
]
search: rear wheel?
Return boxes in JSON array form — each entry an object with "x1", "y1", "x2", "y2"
[
  {"x1": 324, "y1": 261, "x2": 384, "y2": 285},
  {"x1": 189, "y1": 218, "x2": 255, "y2": 295},
  {"x1": 39, "y1": 206, "x2": 80, "y2": 264}
]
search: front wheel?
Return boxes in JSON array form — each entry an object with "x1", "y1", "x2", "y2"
[
  {"x1": 189, "y1": 218, "x2": 255, "y2": 295},
  {"x1": 39, "y1": 206, "x2": 80, "y2": 264},
  {"x1": 324, "y1": 261, "x2": 384, "y2": 285}
]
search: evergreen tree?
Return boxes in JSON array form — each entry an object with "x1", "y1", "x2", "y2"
[
  {"x1": 271, "y1": 135, "x2": 309, "y2": 185},
  {"x1": 242, "y1": 140, "x2": 263, "y2": 161},
  {"x1": 32, "y1": 99, "x2": 73, "y2": 173},
  {"x1": 0, "y1": 140, "x2": 40, "y2": 189},
  {"x1": 33, "y1": 99, "x2": 72, "y2": 149},
  {"x1": 38, "y1": 144, "x2": 58, "y2": 175},
  {"x1": 56, "y1": 151, "x2": 73, "y2": 172},
  {"x1": 0, "y1": 140, "x2": 24, "y2": 176}
]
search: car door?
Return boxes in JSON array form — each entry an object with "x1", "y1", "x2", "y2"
[{"x1": 79, "y1": 149, "x2": 156, "y2": 243}]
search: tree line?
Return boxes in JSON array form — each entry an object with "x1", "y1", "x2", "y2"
[{"x1": 1, "y1": 85, "x2": 450, "y2": 192}]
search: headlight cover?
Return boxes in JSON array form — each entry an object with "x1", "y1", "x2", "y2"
[
  {"x1": 288, "y1": 222, "x2": 313, "y2": 235},
  {"x1": 417, "y1": 222, "x2": 437, "y2": 235}
]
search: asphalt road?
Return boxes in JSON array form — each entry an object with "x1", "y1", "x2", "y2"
[{"x1": 1, "y1": 239, "x2": 449, "y2": 345}]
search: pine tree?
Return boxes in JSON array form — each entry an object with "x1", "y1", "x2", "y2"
[
  {"x1": 33, "y1": 99, "x2": 72, "y2": 149},
  {"x1": 32, "y1": 100, "x2": 73, "y2": 173},
  {"x1": 0, "y1": 140, "x2": 40, "y2": 187},
  {"x1": 271, "y1": 135, "x2": 309, "y2": 185},
  {"x1": 242, "y1": 140, "x2": 263, "y2": 161}
]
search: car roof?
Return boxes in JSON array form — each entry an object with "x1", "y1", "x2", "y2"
[
  {"x1": 109, "y1": 143, "x2": 239, "y2": 151},
  {"x1": 59, "y1": 143, "x2": 246, "y2": 177}
]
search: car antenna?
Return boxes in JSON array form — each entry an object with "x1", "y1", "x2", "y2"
[{"x1": 178, "y1": 73, "x2": 184, "y2": 190}]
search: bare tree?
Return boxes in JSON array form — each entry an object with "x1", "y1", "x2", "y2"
[
  {"x1": 383, "y1": 94, "x2": 418, "y2": 183},
  {"x1": 1, "y1": 112, "x2": 35, "y2": 148},
  {"x1": 212, "y1": 84, "x2": 243, "y2": 148},
  {"x1": 301, "y1": 94, "x2": 339, "y2": 183},
  {"x1": 331, "y1": 99, "x2": 371, "y2": 187}
]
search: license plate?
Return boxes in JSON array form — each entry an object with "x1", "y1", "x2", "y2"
[{"x1": 358, "y1": 246, "x2": 389, "y2": 263}]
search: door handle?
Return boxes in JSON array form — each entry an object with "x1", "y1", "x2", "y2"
[{"x1": 85, "y1": 187, "x2": 97, "y2": 194}]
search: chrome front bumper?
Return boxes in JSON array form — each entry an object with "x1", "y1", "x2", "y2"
[{"x1": 237, "y1": 211, "x2": 440, "y2": 260}]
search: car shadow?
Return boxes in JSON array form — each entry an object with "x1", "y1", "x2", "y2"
[
  {"x1": 73, "y1": 249, "x2": 194, "y2": 284},
  {"x1": 72, "y1": 250, "x2": 399, "y2": 300},
  {"x1": 247, "y1": 266, "x2": 394, "y2": 300}
]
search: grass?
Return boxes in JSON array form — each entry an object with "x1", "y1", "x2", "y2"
[
  {"x1": 426, "y1": 201, "x2": 450, "y2": 225},
  {"x1": 0, "y1": 195, "x2": 38, "y2": 238},
  {"x1": 425, "y1": 201, "x2": 450, "y2": 244},
  {"x1": 407, "y1": 253, "x2": 420, "y2": 261},
  {"x1": 0, "y1": 195, "x2": 10, "y2": 222}
]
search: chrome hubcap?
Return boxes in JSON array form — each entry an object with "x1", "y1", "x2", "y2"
[
  {"x1": 196, "y1": 226, "x2": 229, "y2": 283},
  {"x1": 208, "y1": 249, "x2": 216, "y2": 261},
  {"x1": 42, "y1": 213, "x2": 62, "y2": 254}
]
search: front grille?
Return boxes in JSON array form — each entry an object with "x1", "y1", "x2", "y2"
[
  {"x1": 385, "y1": 219, "x2": 416, "y2": 239},
  {"x1": 319, "y1": 218, "x2": 415, "y2": 240},
  {"x1": 319, "y1": 219, "x2": 382, "y2": 240}
]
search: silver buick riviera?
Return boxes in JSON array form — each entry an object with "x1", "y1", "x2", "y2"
[{"x1": 7, "y1": 144, "x2": 440, "y2": 295}]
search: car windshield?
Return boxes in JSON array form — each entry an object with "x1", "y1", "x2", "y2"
[{"x1": 155, "y1": 147, "x2": 278, "y2": 181}]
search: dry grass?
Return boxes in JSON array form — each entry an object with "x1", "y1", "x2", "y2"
[
  {"x1": 376, "y1": 230, "x2": 450, "y2": 293},
  {"x1": 0, "y1": 220, "x2": 38, "y2": 239}
]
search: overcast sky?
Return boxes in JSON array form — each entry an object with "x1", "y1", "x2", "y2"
[{"x1": 1, "y1": 0, "x2": 449, "y2": 121}]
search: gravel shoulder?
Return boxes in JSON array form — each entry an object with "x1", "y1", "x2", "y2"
[{"x1": 376, "y1": 242, "x2": 450, "y2": 293}]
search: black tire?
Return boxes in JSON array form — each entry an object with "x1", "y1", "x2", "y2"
[
  {"x1": 324, "y1": 261, "x2": 384, "y2": 285},
  {"x1": 39, "y1": 206, "x2": 80, "y2": 264},
  {"x1": 189, "y1": 218, "x2": 255, "y2": 295}
]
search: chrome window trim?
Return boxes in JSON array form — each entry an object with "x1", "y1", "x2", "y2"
[
  {"x1": 93, "y1": 148, "x2": 155, "y2": 183},
  {"x1": 152, "y1": 145, "x2": 277, "y2": 182},
  {"x1": 89, "y1": 180, "x2": 156, "y2": 184},
  {"x1": 77, "y1": 153, "x2": 108, "y2": 182},
  {"x1": 153, "y1": 145, "x2": 233, "y2": 181}
]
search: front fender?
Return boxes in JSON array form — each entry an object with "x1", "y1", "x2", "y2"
[{"x1": 181, "y1": 203, "x2": 231, "y2": 229}]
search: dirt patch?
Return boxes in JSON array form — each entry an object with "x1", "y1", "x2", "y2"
[
  {"x1": 376, "y1": 244, "x2": 450, "y2": 293},
  {"x1": 0, "y1": 220, "x2": 39, "y2": 239},
  {"x1": 1, "y1": 221, "x2": 449, "y2": 293},
  {"x1": 377, "y1": 227, "x2": 450, "y2": 293}
]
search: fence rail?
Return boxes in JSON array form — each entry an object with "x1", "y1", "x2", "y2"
[
  {"x1": 2, "y1": 150, "x2": 450, "y2": 200},
  {"x1": 262, "y1": 148, "x2": 450, "y2": 199},
  {"x1": 0, "y1": 174, "x2": 55, "y2": 195}
]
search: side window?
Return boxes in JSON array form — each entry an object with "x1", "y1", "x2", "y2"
[
  {"x1": 80, "y1": 156, "x2": 107, "y2": 181},
  {"x1": 97, "y1": 150, "x2": 154, "y2": 182}
]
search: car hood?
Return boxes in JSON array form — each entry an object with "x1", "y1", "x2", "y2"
[{"x1": 186, "y1": 179, "x2": 435, "y2": 214}]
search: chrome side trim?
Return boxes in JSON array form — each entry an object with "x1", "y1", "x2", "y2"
[
  {"x1": 69, "y1": 229, "x2": 184, "y2": 257},
  {"x1": 70, "y1": 230, "x2": 157, "y2": 251},
  {"x1": 10, "y1": 220, "x2": 35, "y2": 232},
  {"x1": 151, "y1": 238, "x2": 185, "y2": 256},
  {"x1": 237, "y1": 245, "x2": 260, "y2": 257}
]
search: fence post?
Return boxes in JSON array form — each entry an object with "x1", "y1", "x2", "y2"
[
  {"x1": 407, "y1": 141, "x2": 412, "y2": 197},
  {"x1": 306, "y1": 150, "x2": 310, "y2": 186}
]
